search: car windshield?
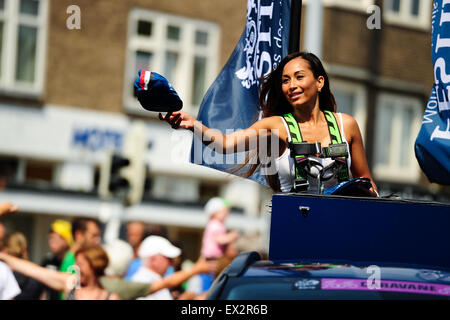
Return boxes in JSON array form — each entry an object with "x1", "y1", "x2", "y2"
[{"x1": 220, "y1": 278, "x2": 450, "y2": 300}]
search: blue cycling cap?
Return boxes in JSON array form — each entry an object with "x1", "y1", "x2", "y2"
[
  {"x1": 134, "y1": 69, "x2": 183, "y2": 112},
  {"x1": 323, "y1": 177, "x2": 373, "y2": 197}
]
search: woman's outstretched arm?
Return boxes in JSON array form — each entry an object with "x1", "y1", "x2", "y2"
[
  {"x1": 0, "y1": 252, "x2": 73, "y2": 293},
  {"x1": 159, "y1": 111, "x2": 280, "y2": 154}
]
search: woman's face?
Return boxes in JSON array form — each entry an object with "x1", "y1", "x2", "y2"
[
  {"x1": 76, "y1": 253, "x2": 94, "y2": 286},
  {"x1": 281, "y1": 57, "x2": 324, "y2": 110}
]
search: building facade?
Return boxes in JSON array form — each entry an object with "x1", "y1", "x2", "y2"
[
  {"x1": 0, "y1": 0, "x2": 446, "y2": 263},
  {"x1": 320, "y1": 0, "x2": 439, "y2": 199},
  {"x1": 0, "y1": 0, "x2": 269, "y2": 263}
]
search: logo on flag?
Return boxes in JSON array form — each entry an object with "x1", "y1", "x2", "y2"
[
  {"x1": 235, "y1": 1, "x2": 284, "y2": 90},
  {"x1": 415, "y1": 0, "x2": 450, "y2": 184},
  {"x1": 190, "y1": 0, "x2": 292, "y2": 184}
]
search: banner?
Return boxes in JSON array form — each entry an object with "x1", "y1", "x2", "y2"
[
  {"x1": 415, "y1": 0, "x2": 450, "y2": 184},
  {"x1": 190, "y1": 0, "x2": 292, "y2": 185}
]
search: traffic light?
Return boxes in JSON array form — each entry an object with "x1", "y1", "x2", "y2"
[
  {"x1": 98, "y1": 121, "x2": 148, "y2": 206},
  {"x1": 121, "y1": 121, "x2": 147, "y2": 206},
  {"x1": 98, "y1": 153, "x2": 130, "y2": 199}
]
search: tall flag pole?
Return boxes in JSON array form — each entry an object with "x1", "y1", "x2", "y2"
[
  {"x1": 415, "y1": 0, "x2": 450, "y2": 184},
  {"x1": 190, "y1": 0, "x2": 295, "y2": 185},
  {"x1": 289, "y1": 0, "x2": 302, "y2": 54}
]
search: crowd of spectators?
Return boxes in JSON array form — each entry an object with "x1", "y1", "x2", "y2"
[{"x1": 0, "y1": 197, "x2": 242, "y2": 300}]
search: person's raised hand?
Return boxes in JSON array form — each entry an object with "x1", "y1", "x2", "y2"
[
  {"x1": 158, "y1": 111, "x2": 196, "y2": 131},
  {"x1": 193, "y1": 257, "x2": 217, "y2": 274},
  {"x1": 0, "y1": 202, "x2": 18, "y2": 218}
]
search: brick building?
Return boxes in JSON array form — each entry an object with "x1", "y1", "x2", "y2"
[
  {"x1": 319, "y1": 0, "x2": 439, "y2": 198},
  {"x1": 0, "y1": 0, "x2": 446, "y2": 263},
  {"x1": 0, "y1": 0, "x2": 268, "y2": 263}
]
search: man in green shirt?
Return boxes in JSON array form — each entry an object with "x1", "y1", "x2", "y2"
[{"x1": 60, "y1": 217, "x2": 101, "y2": 273}]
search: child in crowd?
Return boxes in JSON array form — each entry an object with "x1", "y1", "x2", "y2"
[{"x1": 201, "y1": 197, "x2": 238, "y2": 260}]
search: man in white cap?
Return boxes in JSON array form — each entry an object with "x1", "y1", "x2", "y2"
[
  {"x1": 131, "y1": 235, "x2": 181, "y2": 300},
  {"x1": 100, "y1": 239, "x2": 215, "y2": 300}
]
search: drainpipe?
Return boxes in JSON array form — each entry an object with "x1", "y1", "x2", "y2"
[{"x1": 303, "y1": 0, "x2": 323, "y2": 58}]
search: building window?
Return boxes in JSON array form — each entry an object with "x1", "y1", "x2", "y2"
[
  {"x1": 0, "y1": 157, "x2": 19, "y2": 188},
  {"x1": 151, "y1": 175, "x2": 199, "y2": 202},
  {"x1": 373, "y1": 93, "x2": 422, "y2": 183},
  {"x1": 25, "y1": 160, "x2": 54, "y2": 184},
  {"x1": 124, "y1": 9, "x2": 220, "y2": 116},
  {"x1": 0, "y1": 0, "x2": 48, "y2": 97},
  {"x1": 199, "y1": 181, "x2": 220, "y2": 204},
  {"x1": 332, "y1": 80, "x2": 368, "y2": 142},
  {"x1": 384, "y1": 0, "x2": 431, "y2": 30}
]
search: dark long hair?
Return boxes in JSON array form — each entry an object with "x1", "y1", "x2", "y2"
[
  {"x1": 260, "y1": 51, "x2": 336, "y2": 117},
  {"x1": 233, "y1": 52, "x2": 336, "y2": 191}
]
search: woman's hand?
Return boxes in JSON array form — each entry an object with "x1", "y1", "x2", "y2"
[
  {"x1": 158, "y1": 111, "x2": 196, "y2": 131},
  {"x1": 368, "y1": 180, "x2": 379, "y2": 197}
]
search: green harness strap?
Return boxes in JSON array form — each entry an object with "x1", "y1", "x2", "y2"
[
  {"x1": 323, "y1": 110, "x2": 349, "y2": 182},
  {"x1": 282, "y1": 113, "x2": 308, "y2": 189},
  {"x1": 283, "y1": 113, "x2": 303, "y2": 143},
  {"x1": 283, "y1": 111, "x2": 350, "y2": 191}
]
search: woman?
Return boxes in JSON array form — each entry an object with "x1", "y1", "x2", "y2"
[
  {"x1": 0, "y1": 245, "x2": 120, "y2": 300},
  {"x1": 160, "y1": 52, "x2": 377, "y2": 195},
  {"x1": 2, "y1": 232, "x2": 43, "y2": 300}
]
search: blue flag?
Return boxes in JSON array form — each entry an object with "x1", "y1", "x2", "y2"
[
  {"x1": 415, "y1": 0, "x2": 450, "y2": 184},
  {"x1": 190, "y1": 0, "x2": 292, "y2": 185}
]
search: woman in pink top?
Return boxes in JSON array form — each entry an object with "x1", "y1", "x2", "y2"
[{"x1": 201, "y1": 198, "x2": 238, "y2": 260}]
